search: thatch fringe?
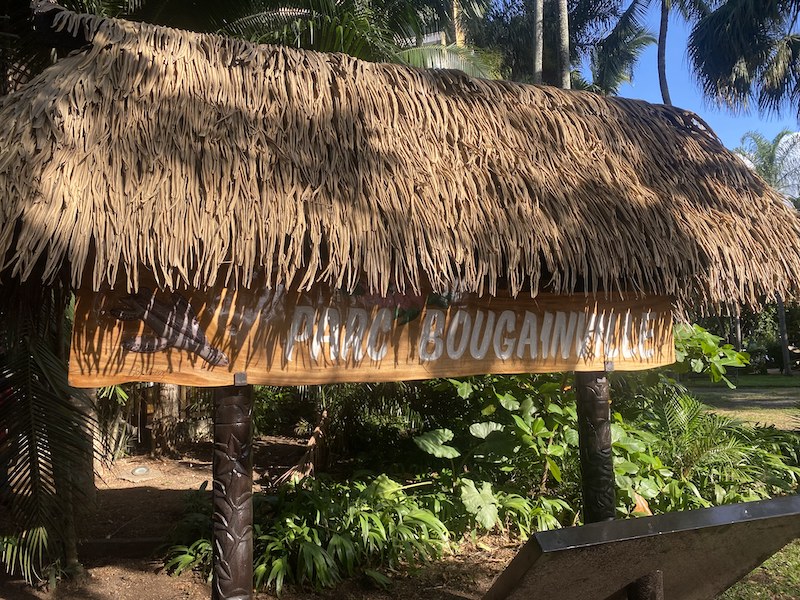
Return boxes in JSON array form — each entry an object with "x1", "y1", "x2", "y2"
[{"x1": 1, "y1": 8, "x2": 799, "y2": 311}]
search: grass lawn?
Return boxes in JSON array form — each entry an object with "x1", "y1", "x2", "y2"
[
  {"x1": 685, "y1": 374, "x2": 799, "y2": 431},
  {"x1": 687, "y1": 377, "x2": 799, "y2": 599},
  {"x1": 720, "y1": 540, "x2": 800, "y2": 600},
  {"x1": 686, "y1": 373, "x2": 800, "y2": 388}
]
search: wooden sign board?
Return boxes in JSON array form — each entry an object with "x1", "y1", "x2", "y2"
[{"x1": 69, "y1": 285, "x2": 675, "y2": 387}]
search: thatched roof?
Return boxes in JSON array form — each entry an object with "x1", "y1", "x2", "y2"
[{"x1": 1, "y1": 7, "x2": 799, "y2": 310}]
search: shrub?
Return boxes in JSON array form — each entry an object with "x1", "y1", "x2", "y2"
[{"x1": 166, "y1": 475, "x2": 449, "y2": 594}]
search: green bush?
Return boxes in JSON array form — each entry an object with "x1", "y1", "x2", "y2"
[
  {"x1": 166, "y1": 475, "x2": 449, "y2": 594},
  {"x1": 167, "y1": 366, "x2": 799, "y2": 594}
]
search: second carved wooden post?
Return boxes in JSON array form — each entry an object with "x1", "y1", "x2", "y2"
[
  {"x1": 574, "y1": 371, "x2": 615, "y2": 523},
  {"x1": 212, "y1": 383, "x2": 254, "y2": 600}
]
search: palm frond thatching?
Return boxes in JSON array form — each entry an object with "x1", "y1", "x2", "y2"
[{"x1": 1, "y1": 7, "x2": 799, "y2": 311}]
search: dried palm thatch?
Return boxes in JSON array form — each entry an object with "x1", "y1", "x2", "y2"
[{"x1": 1, "y1": 7, "x2": 798, "y2": 312}]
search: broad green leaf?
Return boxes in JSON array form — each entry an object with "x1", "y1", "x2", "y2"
[
  {"x1": 469, "y1": 422, "x2": 505, "y2": 439},
  {"x1": 413, "y1": 429, "x2": 461, "y2": 458},
  {"x1": 496, "y1": 391, "x2": 520, "y2": 411},
  {"x1": 511, "y1": 414, "x2": 532, "y2": 435},
  {"x1": 615, "y1": 460, "x2": 640, "y2": 475},
  {"x1": 449, "y1": 379, "x2": 474, "y2": 399},
  {"x1": 460, "y1": 479, "x2": 499, "y2": 529},
  {"x1": 547, "y1": 444, "x2": 565, "y2": 457},
  {"x1": 545, "y1": 457, "x2": 562, "y2": 482}
]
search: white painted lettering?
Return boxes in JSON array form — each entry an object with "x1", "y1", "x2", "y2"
[
  {"x1": 470, "y1": 310, "x2": 495, "y2": 359},
  {"x1": 312, "y1": 307, "x2": 341, "y2": 362},
  {"x1": 604, "y1": 312, "x2": 619, "y2": 359},
  {"x1": 638, "y1": 311, "x2": 655, "y2": 359},
  {"x1": 539, "y1": 312, "x2": 554, "y2": 359},
  {"x1": 493, "y1": 310, "x2": 516, "y2": 360},
  {"x1": 621, "y1": 311, "x2": 635, "y2": 359},
  {"x1": 573, "y1": 313, "x2": 587, "y2": 357},
  {"x1": 341, "y1": 308, "x2": 369, "y2": 361},
  {"x1": 446, "y1": 310, "x2": 471, "y2": 360},
  {"x1": 516, "y1": 312, "x2": 538, "y2": 359},
  {"x1": 367, "y1": 308, "x2": 393, "y2": 361},
  {"x1": 578, "y1": 312, "x2": 601, "y2": 359},
  {"x1": 419, "y1": 309, "x2": 445, "y2": 362},
  {"x1": 286, "y1": 306, "x2": 315, "y2": 362},
  {"x1": 550, "y1": 312, "x2": 578, "y2": 360}
]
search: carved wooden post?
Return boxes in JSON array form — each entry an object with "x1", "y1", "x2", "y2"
[
  {"x1": 212, "y1": 378, "x2": 254, "y2": 600},
  {"x1": 574, "y1": 372, "x2": 615, "y2": 523}
]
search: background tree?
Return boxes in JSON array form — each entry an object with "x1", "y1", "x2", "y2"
[
  {"x1": 557, "y1": 0, "x2": 570, "y2": 87},
  {"x1": 468, "y1": 0, "x2": 643, "y2": 85},
  {"x1": 647, "y1": 0, "x2": 708, "y2": 105},
  {"x1": 583, "y1": 0, "x2": 655, "y2": 95},
  {"x1": 689, "y1": 0, "x2": 800, "y2": 119},
  {"x1": 735, "y1": 129, "x2": 800, "y2": 375}
]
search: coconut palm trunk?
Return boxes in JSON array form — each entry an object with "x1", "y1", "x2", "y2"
[
  {"x1": 453, "y1": 0, "x2": 466, "y2": 47},
  {"x1": 657, "y1": 0, "x2": 672, "y2": 104},
  {"x1": 533, "y1": 0, "x2": 543, "y2": 84},
  {"x1": 557, "y1": 0, "x2": 570, "y2": 89}
]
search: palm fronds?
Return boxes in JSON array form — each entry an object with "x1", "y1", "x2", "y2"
[
  {"x1": 735, "y1": 129, "x2": 800, "y2": 197},
  {"x1": 590, "y1": 0, "x2": 655, "y2": 95},
  {"x1": 688, "y1": 0, "x2": 800, "y2": 119},
  {"x1": 648, "y1": 389, "x2": 798, "y2": 500},
  {"x1": 396, "y1": 43, "x2": 493, "y2": 76},
  {"x1": 0, "y1": 282, "x2": 94, "y2": 583}
]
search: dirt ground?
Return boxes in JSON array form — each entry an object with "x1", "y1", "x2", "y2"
[{"x1": 0, "y1": 437, "x2": 512, "y2": 600}]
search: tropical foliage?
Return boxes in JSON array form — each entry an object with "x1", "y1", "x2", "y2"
[
  {"x1": 0, "y1": 282, "x2": 93, "y2": 584},
  {"x1": 585, "y1": 0, "x2": 655, "y2": 94},
  {"x1": 167, "y1": 362, "x2": 799, "y2": 593},
  {"x1": 2, "y1": 0, "x2": 799, "y2": 592},
  {"x1": 735, "y1": 129, "x2": 800, "y2": 201},
  {"x1": 689, "y1": 0, "x2": 800, "y2": 120}
]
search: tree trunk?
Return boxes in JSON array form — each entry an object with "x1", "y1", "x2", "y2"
[
  {"x1": 152, "y1": 383, "x2": 181, "y2": 456},
  {"x1": 533, "y1": 0, "x2": 543, "y2": 84},
  {"x1": 658, "y1": 0, "x2": 672, "y2": 105},
  {"x1": 53, "y1": 312, "x2": 90, "y2": 577},
  {"x1": 453, "y1": 0, "x2": 466, "y2": 47},
  {"x1": 557, "y1": 0, "x2": 570, "y2": 89},
  {"x1": 777, "y1": 294, "x2": 793, "y2": 376}
]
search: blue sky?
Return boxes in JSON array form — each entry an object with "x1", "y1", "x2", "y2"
[{"x1": 609, "y1": 11, "x2": 799, "y2": 151}]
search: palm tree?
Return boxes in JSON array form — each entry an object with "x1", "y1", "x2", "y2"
[
  {"x1": 532, "y1": 0, "x2": 543, "y2": 83},
  {"x1": 688, "y1": 0, "x2": 800, "y2": 119},
  {"x1": 736, "y1": 130, "x2": 800, "y2": 197},
  {"x1": 736, "y1": 129, "x2": 800, "y2": 376},
  {"x1": 556, "y1": 0, "x2": 570, "y2": 88},
  {"x1": 468, "y1": 1, "x2": 653, "y2": 86},
  {"x1": 589, "y1": 0, "x2": 655, "y2": 95},
  {"x1": 218, "y1": 0, "x2": 493, "y2": 76},
  {"x1": 0, "y1": 280, "x2": 95, "y2": 581},
  {"x1": 650, "y1": 0, "x2": 707, "y2": 105}
]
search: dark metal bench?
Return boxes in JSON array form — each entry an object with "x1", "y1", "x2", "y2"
[{"x1": 484, "y1": 495, "x2": 800, "y2": 600}]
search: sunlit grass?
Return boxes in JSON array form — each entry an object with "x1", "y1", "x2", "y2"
[
  {"x1": 719, "y1": 540, "x2": 800, "y2": 600},
  {"x1": 687, "y1": 374, "x2": 800, "y2": 388}
]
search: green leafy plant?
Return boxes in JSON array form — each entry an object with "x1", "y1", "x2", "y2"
[
  {"x1": 166, "y1": 475, "x2": 449, "y2": 594},
  {"x1": 412, "y1": 375, "x2": 578, "y2": 534},
  {"x1": 673, "y1": 324, "x2": 750, "y2": 387}
]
